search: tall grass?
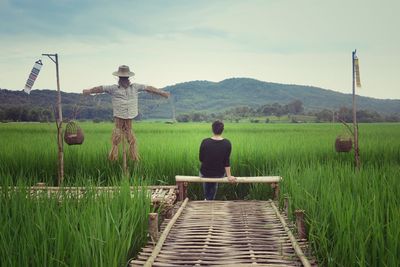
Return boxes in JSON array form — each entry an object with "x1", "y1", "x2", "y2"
[
  {"x1": 0, "y1": 122, "x2": 399, "y2": 266},
  {"x1": 0, "y1": 179, "x2": 150, "y2": 266}
]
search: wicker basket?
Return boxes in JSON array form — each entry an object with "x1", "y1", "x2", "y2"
[
  {"x1": 335, "y1": 137, "x2": 352, "y2": 152},
  {"x1": 64, "y1": 121, "x2": 84, "y2": 145}
]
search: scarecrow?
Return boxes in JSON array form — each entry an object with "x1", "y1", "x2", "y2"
[{"x1": 83, "y1": 65, "x2": 170, "y2": 161}]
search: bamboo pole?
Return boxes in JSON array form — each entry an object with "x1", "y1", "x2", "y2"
[
  {"x1": 175, "y1": 176, "x2": 282, "y2": 183},
  {"x1": 143, "y1": 198, "x2": 189, "y2": 267},
  {"x1": 352, "y1": 50, "x2": 360, "y2": 170},
  {"x1": 42, "y1": 53, "x2": 64, "y2": 185},
  {"x1": 55, "y1": 54, "x2": 64, "y2": 185},
  {"x1": 4, "y1": 185, "x2": 177, "y2": 192},
  {"x1": 270, "y1": 200, "x2": 311, "y2": 267}
]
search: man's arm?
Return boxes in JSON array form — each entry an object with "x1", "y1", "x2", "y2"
[
  {"x1": 82, "y1": 86, "x2": 104, "y2": 95},
  {"x1": 224, "y1": 142, "x2": 236, "y2": 182},
  {"x1": 144, "y1": 86, "x2": 170, "y2": 98},
  {"x1": 199, "y1": 140, "x2": 204, "y2": 162},
  {"x1": 225, "y1": 166, "x2": 236, "y2": 183}
]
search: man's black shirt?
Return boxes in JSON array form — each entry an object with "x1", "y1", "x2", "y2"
[{"x1": 199, "y1": 138, "x2": 231, "y2": 177}]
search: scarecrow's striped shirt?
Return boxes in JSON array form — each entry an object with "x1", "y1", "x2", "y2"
[{"x1": 102, "y1": 83, "x2": 147, "y2": 119}]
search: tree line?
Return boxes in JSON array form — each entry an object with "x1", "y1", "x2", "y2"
[
  {"x1": 1, "y1": 99, "x2": 399, "y2": 123},
  {"x1": 0, "y1": 105, "x2": 113, "y2": 123},
  {"x1": 176, "y1": 100, "x2": 400, "y2": 123}
]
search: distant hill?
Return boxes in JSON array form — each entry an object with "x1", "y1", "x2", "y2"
[
  {"x1": 165, "y1": 78, "x2": 400, "y2": 115},
  {"x1": 1, "y1": 78, "x2": 399, "y2": 120}
]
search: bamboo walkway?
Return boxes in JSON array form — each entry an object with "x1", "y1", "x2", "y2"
[
  {"x1": 131, "y1": 200, "x2": 314, "y2": 267},
  {"x1": 4, "y1": 185, "x2": 177, "y2": 208}
]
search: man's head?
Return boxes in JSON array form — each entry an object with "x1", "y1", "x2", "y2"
[{"x1": 212, "y1": 120, "x2": 224, "y2": 135}]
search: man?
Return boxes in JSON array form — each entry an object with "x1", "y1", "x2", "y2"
[
  {"x1": 83, "y1": 65, "x2": 169, "y2": 161},
  {"x1": 199, "y1": 120, "x2": 236, "y2": 200}
]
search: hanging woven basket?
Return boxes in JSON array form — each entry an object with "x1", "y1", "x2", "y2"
[
  {"x1": 64, "y1": 121, "x2": 84, "y2": 145},
  {"x1": 335, "y1": 136, "x2": 352, "y2": 152}
]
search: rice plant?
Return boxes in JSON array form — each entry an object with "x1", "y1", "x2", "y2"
[
  {"x1": 0, "y1": 179, "x2": 151, "y2": 266},
  {"x1": 0, "y1": 122, "x2": 399, "y2": 266}
]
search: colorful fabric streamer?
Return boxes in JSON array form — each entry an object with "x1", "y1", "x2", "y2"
[
  {"x1": 354, "y1": 57, "x2": 361, "y2": 88},
  {"x1": 24, "y1": 60, "x2": 43, "y2": 94}
]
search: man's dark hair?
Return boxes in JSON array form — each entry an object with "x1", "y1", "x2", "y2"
[{"x1": 212, "y1": 120, "x2": 224, "y2": 135}]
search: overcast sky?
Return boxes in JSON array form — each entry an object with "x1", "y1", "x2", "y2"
[{"x1": 0, "y1": 0, "x2": 399, "y2": 99}]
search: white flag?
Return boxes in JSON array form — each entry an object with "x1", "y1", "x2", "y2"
[{"x1": 24, "y1": 60, "x2": 43, "y2": 94}]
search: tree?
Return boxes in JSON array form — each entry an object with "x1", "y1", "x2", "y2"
[
  {"x1": 176, "y1": 114, "x2": 190, "y2": 122},
  {"x1": 258, "y1": 104, "x2": 275, "y2": 116},
  {"x1": 29, "y1": 109, "x2": 41, "y2": 121},
  {"x1": 286, "y1": 100, "x2": 304, "y2": 114},
  {"x1": 315, "y1": 109, "x2": 334, "y2": 122},
  {"x1": 337, "y1": 107, "x2": 353, "y2": 122},
  {"x1": 41, "y1": 109, "x2": 53, "y2": 122}
]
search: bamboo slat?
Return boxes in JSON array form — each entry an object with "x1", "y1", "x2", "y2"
[
  {"x1": 131, "y1": 200, "x2": 313, "y2": 266},
  {"x1": 270, "y1": 200, "x2": 312, "y2": 267},
  {"x1": 144, "y1": 198, "x2": 189, "y2": 267},
  {"x1": 3, "y1": 185, "x2": 177, "y2": 207}
]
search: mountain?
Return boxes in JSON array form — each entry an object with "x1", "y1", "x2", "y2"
[
  {"x1": 1, "y1": 78, "x2": 399, "y2": 121},
  {"x1": 165, "y1": 78, "x2": 400, "y2": 115}
]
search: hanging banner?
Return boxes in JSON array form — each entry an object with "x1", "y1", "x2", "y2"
[
  {"x1": 354, "y1": 57, "x2": 361, "y2": 88},
  {"x1": 24, "y1": 59, "x2": 43, "y2": 94}
]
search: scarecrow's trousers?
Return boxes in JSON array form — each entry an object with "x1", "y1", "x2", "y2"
[{"x1": 108, "y1": 117, "x2": 139, "y2": 161}]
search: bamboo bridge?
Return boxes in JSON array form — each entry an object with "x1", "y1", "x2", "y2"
[{"x1": 130, "y1": 176, "x2": 316, "y2": 267}]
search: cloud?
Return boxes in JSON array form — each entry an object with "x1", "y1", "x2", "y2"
[{"x1": 0, "y1": 0, "x2": 399, "y2": 98}]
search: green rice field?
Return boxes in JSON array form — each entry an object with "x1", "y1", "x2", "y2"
[{"x1": 1, "y1": 122, "x2": 399, "y2": 266}]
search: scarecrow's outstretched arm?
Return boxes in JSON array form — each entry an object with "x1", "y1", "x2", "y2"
[
  {"x1": 144, "y1": 86, "x2": 170, "y2": 98},
  {"x1": 82, "y1": 86, "x2": 104, "y2": 95}
]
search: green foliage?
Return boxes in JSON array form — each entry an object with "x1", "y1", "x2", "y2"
[
  {"x1": 0, "y1": 122, "x2": 399, "y2": 266},
  {"x1": 0, "y1": 181, "x2": 151, "y2": 266}
]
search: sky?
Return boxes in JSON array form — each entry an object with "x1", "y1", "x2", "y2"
[{"x1": 0, "y1": 0, "x2": 399, "y2": 99}]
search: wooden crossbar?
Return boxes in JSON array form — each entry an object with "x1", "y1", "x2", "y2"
[{"x1": 176, "y1": 176, "x2": 282, "y2": 183}]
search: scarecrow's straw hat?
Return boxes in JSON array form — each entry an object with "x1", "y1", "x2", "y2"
[{"x1": 112, "y1": 65, "x2": 135, "y2": 77}]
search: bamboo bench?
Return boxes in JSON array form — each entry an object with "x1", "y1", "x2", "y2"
[{"x1": 175, "y1": 175, "x2": 282, "y2": 201}]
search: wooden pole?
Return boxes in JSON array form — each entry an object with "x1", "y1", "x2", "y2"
[
  {"x1": 43, "y1": 53, "x2": 64, "y2": 185},
  {"x1": 295, "y1": 209, "x2": 306, "y2": 239},
  {"x1": 55, "y1": 54, "x2": 64, "y2": 185},
  {"x1": 284, "y1": 196, "x2": 290, "y2": 215},
  {"x1": 176, "y1": 181, "x2": 187, "y2": 201},
  {"x1": 148, "y1": 213, "x2": 159, "y2": 244},
  {"x1": 272, "y1": 182, "x2": 280, "y2": 200},
  {"x1": 352, "y1": 50, "x2": 360, "y2": 170}
]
